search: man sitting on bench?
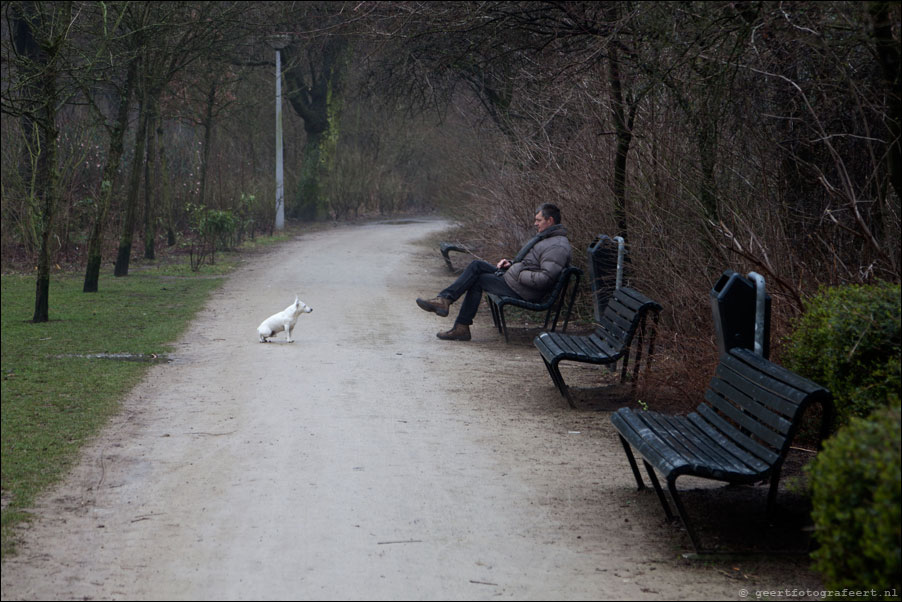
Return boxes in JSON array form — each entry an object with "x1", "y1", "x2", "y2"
[{"x1": 416, "y1": 203, "x2": 572, "y2": 341}]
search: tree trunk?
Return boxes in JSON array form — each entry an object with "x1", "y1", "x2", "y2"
[
  {"x1": 696, "y1": 118, "x2": 719, "y2": 222},
  {"x1": 198, "y1": 81, "x2": 216, "y2": 207},
  {"x1": 114, "y1": 94, "x2": 149, "y2": 277},
  {"x1": 13, "y1": 3, "x2": 66, "y2": 323},
  {"x1": 33, "y1": 83, "x2": 59, "y2": 323},
  {"x1": 296, "y1": 130, "x2": 326, "y2": 220},
  {"x1": 283, "y1": 37, "x2": 349, "y2": 221},
  {"x1": 143, "y1": 96, "x2": 159, "y2": 260},
  {"x1": 84, "y1": 59, "x2": 136, "y2": 292},
  {"x1": 870, "y1": 1, "x2": 902, "y2": 203},
  {"x1": 607, "y1": 42, "x2": 634, "y2": 241},
  {"x1": 161, "y1": 143, "x2": 176, "y2": 246}
]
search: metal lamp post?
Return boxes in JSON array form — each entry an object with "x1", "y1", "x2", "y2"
[{"x1": 270, "y1": 35, "x2": 290, "y2": 230}]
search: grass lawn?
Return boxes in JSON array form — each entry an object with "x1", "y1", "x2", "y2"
[
  {"x1": 0, "y1": 264, "x2": 231, "y2": 557},
  {"x1": 0, "y1": 220, "x2": 316, "y2": 559}
]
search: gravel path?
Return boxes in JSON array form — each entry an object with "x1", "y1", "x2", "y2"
[{"x1": 1, "y1": 219, "x2": 821, "y2": 600}]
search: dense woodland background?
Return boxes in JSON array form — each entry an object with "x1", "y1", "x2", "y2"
[{"x1": 2, "y1": 1, "x2": 900, "y2": 396}]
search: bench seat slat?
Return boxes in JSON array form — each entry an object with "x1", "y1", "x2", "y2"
[
  {"x1": 656, "y1": 412, "x2": 767, "y2": 475},
  {"x1": 610, "y1": 409, "x2": 689, "y2": 475},
  {"x1": 641, "y1": 412, "x2": 758, "y2": 478},
  {"x1": 533, "y1": 332, "x2": 560, "y2": 355},
  {"x1": 558, "y1": 336, "x2": 597, "y2": 362},
  {"x1": 613, "y1": 410, "x2": 774, "y2": 484},
  {"x1": 537, "y1": 333, "x2": 578, "y2": 361},
  {"x1": 613, "y1": 410, "x2": 762, "y2": 481},
  {"x1": 555, "y1": 332, "x2": 590, "y2": 357},
  {"x1": 537, "y1": 331, "x2": 623, "y2": 363},
  {"x1": 570, "y1": 335, "x2": 604, "y2": 358},
  {"x1": 587, "y1": 332, "x2": 622, "y2": 357}
]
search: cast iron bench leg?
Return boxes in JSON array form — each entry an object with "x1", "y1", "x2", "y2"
[
  {"x1": 498, "y1": 303, "x2": 511, "y2": 343},
  {"x1": 489, "y1": 298, "x2": 502, "y2": 334},
  {"x1": 617, "y1": 435, "x2": 646, "y2": 491},
  {"x1": 540, "y1": 356, "x2": 574, "y2": 408},
  {"x1": 643, "y1": 460, "x2": 675, "y2": 523},
  {"x1": 668, "y1": 477, "x2": 703, "y2": 553},
  {"x1": 766, "y1": 463, "x2": 784, "y2": 516}
]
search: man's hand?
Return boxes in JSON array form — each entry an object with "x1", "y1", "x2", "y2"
[{"x1": 496, "y1": 258, "x2": 512, "y2": 270}]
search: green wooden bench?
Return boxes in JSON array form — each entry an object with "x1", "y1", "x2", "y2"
[
  {"x1": 610, "y1": 347, "x2": 834, "y2": 552},
  {"x1": 533, "y1": 287, "x2": 661, "y2": 407},
  {"x1": 486, "y1": 266, "x2": 582, "y2": 343}
]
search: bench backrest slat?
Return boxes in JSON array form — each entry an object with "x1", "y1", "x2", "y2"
[
  {"x1": 696, "y1": 402, "x2": 782, "y2": 465},
  {"x1": 538, "y1": 266, "x2": 578, "y2": 303},
  {"x1": 611, "y1": 288, "x2": 648, "y2": 312},
  {"x1": 714, "y1": 360, "x2": 802, "y2": 417},
  {"x1": 618, "y1": 287, "x2": 660, "y2": 308},
  {"x1": 709, "y1": 377, "x2": 793, "y2": 436},
  {"x1": 698, "y1": 348, "x2": 832, "y2": 462},
  {"x1": 604, "y1": 293, "x2": 636, "y2": 318},
  {"x1": 686, "y1": 413, "x2": 772, "y2": 472},
  {"x1": 595, "y1": 287, "x2": 661, "y2": 348},
  {"x1": 598, "y1": 313, "x2": 633, "y2": 341},
  {"x1": 587, "y1": 333, "x2": 622, "y2": 356},
  {"x1": 704, "y1": 388, "x2": 786, "y2": 450}
]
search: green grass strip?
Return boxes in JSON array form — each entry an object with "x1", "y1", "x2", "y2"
[{"x1": 1, "y1": 266, "x2": 225, "y2": 558}]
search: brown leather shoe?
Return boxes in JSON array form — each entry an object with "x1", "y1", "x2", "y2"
[
  {"x1": 437, "y1": 323, "x2": 471, "y2": 341},
  {"x1": 416, "y1": 296, "x2": 450, "y2": 317}
]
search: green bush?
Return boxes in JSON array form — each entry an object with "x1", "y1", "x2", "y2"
[
  {"x1": 185, "y1": 204, "x2": 239, "y2": 270},
  {"x1": 785, "y1": 282, "x2": 901, "y2": 430},
  {"x1": 807, "y1": 406, "x2": 901, "y2": 599}
]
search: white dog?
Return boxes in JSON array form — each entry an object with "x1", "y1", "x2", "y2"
[{"x1": 257, "y1": 295, "x2": 313, "y2": 343}]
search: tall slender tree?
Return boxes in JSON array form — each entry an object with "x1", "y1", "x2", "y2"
[
  {"x1": 82, "y1": 33, "x2": 138, "y2": 290},
  {"x1": 6, "y1": 1, "x2": 73, "y2": 321},
  {"x1": 112, "y1": 1, "x2": 253, "y2": 275}
]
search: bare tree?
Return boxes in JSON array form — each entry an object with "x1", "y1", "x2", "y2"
[
  {"x1": 4, "y1": 1, "x2": 73, "y2": 322},
  {"x1": 78, "y1": 1, "x2": 139, "y2": 292},
  {"x1": 113, "y1": 1, "x2": 256, "y2": 275}
]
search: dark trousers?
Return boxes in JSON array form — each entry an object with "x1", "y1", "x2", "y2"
[{"x1": 440, "y1": 260, "x2": 521, "y2": 326}]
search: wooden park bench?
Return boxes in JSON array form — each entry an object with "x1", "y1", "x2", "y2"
[
  {"x1": 486, "y1": 265, "x2": 582, "y2": 344},
  {"x1": 610, "y1": 347, "x2": 834, "y2": 553},
  {"x1": 533, "y1": 287, "x2": 661, "y2": 407}
]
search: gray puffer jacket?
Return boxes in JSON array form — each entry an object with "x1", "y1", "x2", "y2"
[{"x1": 503, "y1": 226, "x2": 572, "y2": 301}]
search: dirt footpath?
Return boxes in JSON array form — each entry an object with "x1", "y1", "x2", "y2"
[{"x1": 1, "y1": 219, "x2": 821, "y2": 600}]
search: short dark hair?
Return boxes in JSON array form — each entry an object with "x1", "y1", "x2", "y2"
[{"x1": 537, "y1": 203, "x2": 561, "y2": 225}]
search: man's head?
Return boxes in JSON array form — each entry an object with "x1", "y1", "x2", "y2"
[{"x1": 534, "y1": 203, "x2": 561, "y2": 233}]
